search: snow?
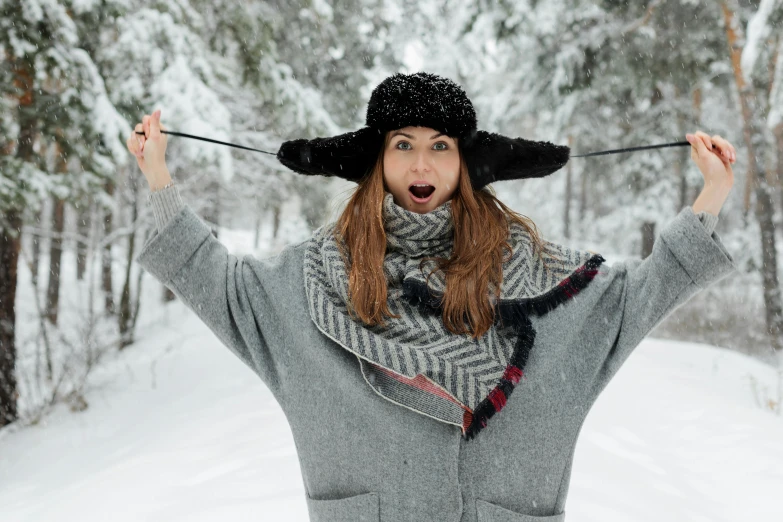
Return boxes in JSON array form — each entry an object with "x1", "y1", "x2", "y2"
[
  {"x1": 1, "y1": 251, "x2": 781, "y2": 521},
  {"x1": 768, "y1": 37, "x2": 783, "y2": 129},
  {"x1": 70, "y1": 48, "x2": 132, "y2": 164},
  {"x1": 1, "y1": 2, "x2": 783, "y2": 519},
  {"x1": 403, "y1": 41, "x2": 425, "y2": 73},
  {"x1": 264, "y1": 58, "x2": 342, "y2": 136},
  {"x1": 740, "y1": 0, "x2": 779, "y2": 85},
  {"x1": 151, "y1": 56, "x2": 234, "y2": 181},
  {"x1": 310, "y1": 0, "x2": 334, "y2": 21}
]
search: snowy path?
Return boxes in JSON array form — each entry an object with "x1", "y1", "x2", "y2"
[{"x1": 1, "y1": 298, "x2": 781, "y2": 521}]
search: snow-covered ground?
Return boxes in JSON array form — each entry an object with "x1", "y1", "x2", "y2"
[{"x1": 1, "y1": 237, "x2": 781, "y2": 521}]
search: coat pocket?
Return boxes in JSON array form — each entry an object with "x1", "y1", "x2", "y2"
[
  {"x1": 305, "y1": 491, "x2": 380, "y2": 522},
  {"x1": 476, "y1": 499, "x2": 566, "y2": 522}
]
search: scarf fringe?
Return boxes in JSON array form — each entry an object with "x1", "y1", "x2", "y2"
[
  {"x1": 402, "y1": 254, "x2": 606, "y2": 320},
  {"x1": 463, "y1": 314, "x2": 533, "y2": 441},
  {"x1": 464, "y1": 254, "x2": 605, "y2": 440},
  {"x1": 517, "y1": 254, "x2": 606, "y2": 317},
  {"x1": 400, "y1": 254, "x2": 606, "y2": 441},
  {"x1": 402, "y1": 278, "x2": 444, "y2": 313},
  {"x1": 403, "y1": 254, "x2": 605, "y2": 440}
]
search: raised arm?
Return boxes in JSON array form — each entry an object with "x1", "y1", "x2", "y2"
[
  {"x1": 581, "y1": 129, "x2": 738, "y2": 401},
  {"x1": 127, "y1": 111, "x2": 292, "y2": 398},
  {"x1": 581, "y1": 205, "x2": 737, "y2": 401},
  {"x1": 134, "y1": 185, "x2": 297, "y2": 398}
]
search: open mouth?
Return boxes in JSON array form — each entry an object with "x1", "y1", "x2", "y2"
[{"x1": 408, "y1": 183, "x2": 436, "y2": 203}]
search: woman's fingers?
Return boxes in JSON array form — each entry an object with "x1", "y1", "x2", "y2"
[
  {"x1": 134, "y1": 123, "x2": 145, "y2": 156},
  {"x1": 711, "y1": 134, "x2": 735, "y2": 163},
  {"x1": 703, "y1": 133, "x2": 734, "y2": 164},
  {"x1": 687, "y1": 131, "x2": 736, "y2": 164},
  {"x1": 686, "y1": 133, "x2": 708, "y2": 156},
  {"x1": 150, "y1": 109, "x2": 161, "y2": 139},
  {"x1": 694, "y1": 131, "x2": 714, "y2": 153},
  {"x1": 128, "y1": 111, "x2": 168, "y2": 181},
  {"x1": 143, "y1": 114, "x2": 152, "y2": 138}
]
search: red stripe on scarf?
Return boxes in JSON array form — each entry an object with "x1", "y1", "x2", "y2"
[
  {"x1": 503, "y1": 365, "x2": 523, "y2": 384},
  {"x1": 488, "y1": 388, "x2": 507, "y2": 412},
  {"x1": 372, "y1": 256, "x2": 603, "y2": 438}
]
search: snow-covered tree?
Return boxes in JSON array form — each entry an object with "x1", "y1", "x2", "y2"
[{"x1": 0, "y1": 0, "x2": 128, "y2": 425}]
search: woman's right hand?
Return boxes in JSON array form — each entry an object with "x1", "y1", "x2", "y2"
[{"x1": 127, "y1": 109, "x2": 171, "y2": 190}]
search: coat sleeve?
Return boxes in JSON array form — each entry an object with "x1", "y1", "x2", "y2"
[
  {"x1": 135, "y1": 187, "x2": 295, "y2": 399},
  {"x1": 581, "y1": 206, "x2": 738, "y2": 402}
]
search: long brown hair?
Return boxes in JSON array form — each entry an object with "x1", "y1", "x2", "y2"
[{"x1": 334, "y1": 132, "x2": 551, "y2": 340}]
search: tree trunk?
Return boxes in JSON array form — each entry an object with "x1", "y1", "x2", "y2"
[
  {"x1": 674, "y1": 84, "x2": 693, "y2": 211},
  {"x1": 579, "y1": 155, "x2": 588, "y2": 222},
  {"x1": 119, "y1": 232, "x2": 136, "y2": 349},
  {"x1": 692, "y1": 86, "x2": 702, "y2": 121},
  {"x1": 102, "y1": 181, "x2": 115, "y2": 315},
  {"x1": 45, "y1": 140, "x2": 68, "y2": 325},
  {"x1": 254, "y1": 213, "x2": 262, "y2": 249},
  {"x1": 757, "y1": 188, "x2": 783, "y2": 348},
  {"x1": 30, "y1": 207, "x2": 42, "y2": 288},
  {"x1": 76, "y1": 199, "x2": 90, "y2": 281},
  {"x1": 774, "y1": 122, "x2": 783, "y2": 213},
  {"x1": 766, "y1": 35, "x2": 781, "y2": 202},
  {"x1": 45, "y1": 197, "x2": 65, "y2": 325},
  {"x1": 0, "y1": 211, "x2": 22, "y2": 427},
  {"x1": 272, "y1": 202, "x2": 281, "y2": 239},
  {"x1": 564, "y1": 135, "x2": 574, "y2": 239},
  {"x1": 722, "y1": 1, "x2": 763, "y2": 217},
  {"x1": 687, "y1": 87, "x2": 703, "y2": 210},
  {"x1": 29, "y1": 143, "x2": 47, "y2": 289},
  {"x1": 722, "y1": 0, "x2": 783, "y2": 351},
  {"x1": 1, "y1": 55, "x2": 37, "y2": 427},
  {"x1": 641, "y1": 221, "x2": 655, "y2": 260},
  {"x1": 119, "y1": 181, "x2": 139, "y2": 349}
]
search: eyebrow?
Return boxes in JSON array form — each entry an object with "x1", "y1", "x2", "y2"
[{"x1": 390, "y1": 131, "x2": 445, "y2": 140}]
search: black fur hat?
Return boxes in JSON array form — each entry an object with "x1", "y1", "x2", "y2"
[{"x1": 276, "y1": 72, "x2": 570, "y2": 190}]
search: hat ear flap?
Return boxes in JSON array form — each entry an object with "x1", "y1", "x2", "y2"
[
  {"x1": 463, "y1": 131, "x2": 571, "y2": 190},
  {"x1": 277, "y1": 127, "x2": 385, "y2": 182}
]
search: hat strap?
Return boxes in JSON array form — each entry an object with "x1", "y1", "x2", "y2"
[
  {"x1": 136, "y1": 130, "x2": 694, "y2": 160},
  {"x1": 570, "y1": 140, "x2": 692, "y2": 157},
  {"x1": 135, "y1": 130, "x2": 277, "y2": 156}
]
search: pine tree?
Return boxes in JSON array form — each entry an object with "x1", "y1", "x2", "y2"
[
  {"x1": 720, "y1": 0, "x2": 783, "y2": 351},
  {"x1": 0, "y1": 0, "x2": 126, "y2": 425}
]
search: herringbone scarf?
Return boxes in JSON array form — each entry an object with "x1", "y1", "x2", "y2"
[{"x1": 304, "y1": 192, "x2": 605, "y2": 440}]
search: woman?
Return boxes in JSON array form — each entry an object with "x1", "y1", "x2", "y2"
[{"x1": 128, "y1": 73, "x2": 737, "y2": 522}]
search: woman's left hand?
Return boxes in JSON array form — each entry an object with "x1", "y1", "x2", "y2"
[
  {"x1": 687, "y1": 131, "x2": 735, "y2": 216},
  {"x1": 685, "y1": 131, "x2": 735, "y2": 189}
]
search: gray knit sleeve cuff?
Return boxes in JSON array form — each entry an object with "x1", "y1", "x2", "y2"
[
  {"x1": 148, "y1": 184, "x2": 185, "y2": 231},
  {"x1": 662, "y1": 206, "x2": 736, "y2": 288},
  {"x1": 694, "y1": 210, "x2": 719, "y2": 235}
]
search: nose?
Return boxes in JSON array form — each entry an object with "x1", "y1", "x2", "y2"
[{"x1": 410, "y1": 149, "x2": 432, "y2": 172}]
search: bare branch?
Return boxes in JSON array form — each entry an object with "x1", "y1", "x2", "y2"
[{"x1": 621, "y1": 0, "x2": 663, "y2": 36}]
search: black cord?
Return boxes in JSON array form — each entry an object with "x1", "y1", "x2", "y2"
[
  {"x1": 135, "y1": 130, "x2": 277, "y2": 155},
  {"x1": 570, "y1": 140, "x2": 702, "y2": 157},
  {"x1": 135, "y1": 130, "x2": 707, "y2": 158}
]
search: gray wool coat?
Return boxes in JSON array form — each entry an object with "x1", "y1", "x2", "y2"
[{"x1": 136, "y1": 187, "x2": 736, "y2": 522}]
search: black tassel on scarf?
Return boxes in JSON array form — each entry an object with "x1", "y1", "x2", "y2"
[{"x1": 401, "y1": 253, "x2": 606, "y2": 440}]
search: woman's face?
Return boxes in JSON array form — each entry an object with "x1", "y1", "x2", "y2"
[{"x1": 383, "y1": 126, "x2": 461, "y2": 214}]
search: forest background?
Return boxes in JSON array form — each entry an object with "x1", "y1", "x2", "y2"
[{"x1": 1, "y1": 0, "x2": 782, "y2": 427}]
